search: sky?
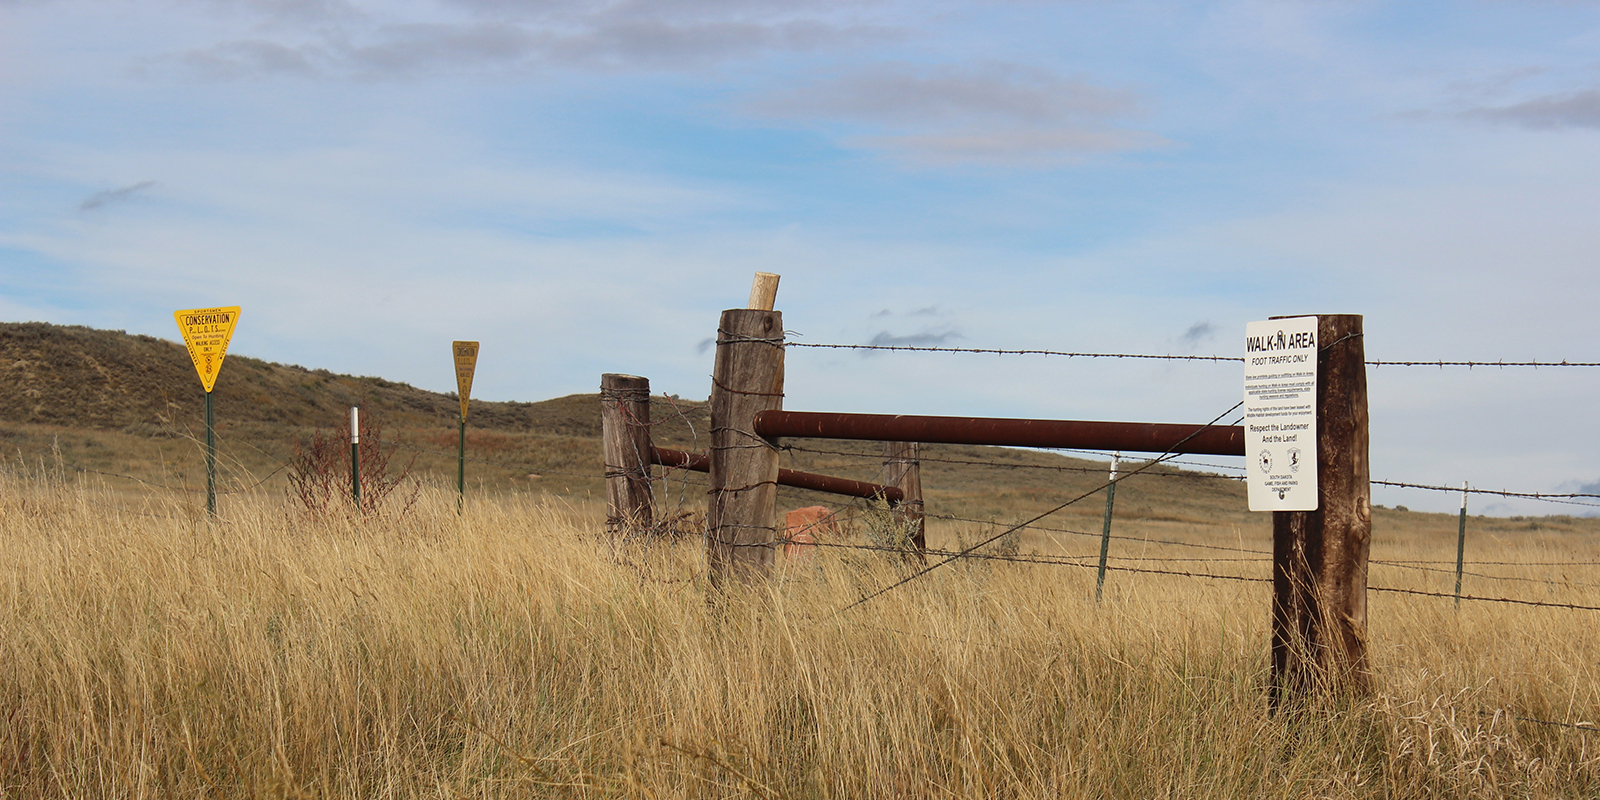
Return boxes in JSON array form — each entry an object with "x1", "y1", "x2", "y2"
[{"x1": 3, "y1": 0, "x2": 1599, "y2": 516}]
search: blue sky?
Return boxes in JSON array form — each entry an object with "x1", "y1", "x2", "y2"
[{"x1": 3, "y1": 0, "x2": 1599, "y2": 514}]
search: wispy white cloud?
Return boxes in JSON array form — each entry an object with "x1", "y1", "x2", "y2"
[
  {"x1": 744, "y1": 61, "x2": 1164, "y2": 165},
  {"x1": 747, "y1": 61, "x2": 1137, "y2": 126},
  {"x1": 144, "y1": 0, "x2": 897, "y2": 78},
  {"x1": 1461, "y1": 89, "x2": 1600, "y2": 129},
  {"x1": 172, "y1": 40, "x2": 324, "y2": 79},
  {"x1": 845, "y1": 128, "x2": 1166, "y2": 167}
]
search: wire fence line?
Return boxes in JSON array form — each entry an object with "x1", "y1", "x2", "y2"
[
  {"x1": 15, "y1": 427, "x2": 1598, "y2": 523},
  {"x1": 390, "y1": 441, "x2": 606, "y2": 481},
  {"x1": 1480, "y1": 710, "x2": 1599, "y2": 734},
  {"x1": 801, "y1": 539, "x2": 1600, "y2": 613},
  {"x1": 1373, "y1": 479, "x2": 1600, "y2": 504},
  {"x1": 922, "y1": 510, "x2": 1273, "y2": 556},
  {"x1": 797, "y1": 502, "x2": 1599, "y2": 590},
  {"x1": 1378, "y1": 559, "x2": 1600, "y2": 567},
  {"x1": 383, "y1": 435, "x2": 1600, "y2": 511},
  {"x1": 11, "y1": 422, "x2": 1598, "y2": 607},
  {"x1": 785, "y1": 440, "x2": 1599, "y2": 509},
  {"x1": 782, "y1": 443, "x2": 1249, "y2": 482},
  {"x1": 11, "y1": 442, "x2": 1598, "y2": 613},
  {"x1": 7, "y1": 446, "x2": 293, "y2": 497},
  {"x1": 785, "y1": 340, "x2": 1600, "y2": 369},
  {"x1": 1367, "y1": 561, "x2": 1600, "y2": 591}
]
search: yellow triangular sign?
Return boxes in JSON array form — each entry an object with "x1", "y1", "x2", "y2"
[
  {"x1": 174, "y1": 306, "x2": 241, "y2": 393},
  {"x1": 452, "y1": 341, "x2": 479, "y2": 422}
]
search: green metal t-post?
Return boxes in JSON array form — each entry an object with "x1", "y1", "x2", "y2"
[
  {"x1": 350, "y1": 406, "x2": 361, "y2": 511},
  {"x1": 1454, "y1": 482, "x2": 1468, "y2": 606},
  {"x1": 457, "y1": 417, "x2": 466, "y2": 514},
  {"x1": 1096, "y1": 452, "x2": 1119, "y2": 602},
  {"x1": 204, "y1": 390, "x2": 216, "y2": 516}
]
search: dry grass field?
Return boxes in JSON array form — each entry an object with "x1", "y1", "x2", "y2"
[
  {"x1": 4, "y1": 322, "x2": 1598, "y2": 796},
  {"x1": 2, "y1": 460, "x2": 1597, "y2": 799}
]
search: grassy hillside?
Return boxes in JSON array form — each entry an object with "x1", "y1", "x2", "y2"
[
  {"x1": 0, "y1": 321, "x2": 1250, "y2": 523},
  {"x1": 0, "y1": 321, "x2": 628, "y2": 434},
  {"x1": 0, "y1": 321, "x2": 708, "y2": 504}
]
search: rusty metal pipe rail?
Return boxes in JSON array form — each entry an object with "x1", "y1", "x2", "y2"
[
  {"x1": 752, "y1": 410, "x2": 1246, "y2": 457},
  {"x1": 652, "y1": 447, "x2": 904, "y2": 504}
]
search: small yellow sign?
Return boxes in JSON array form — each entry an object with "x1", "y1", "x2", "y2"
[
  {"x1": 452, "y1": 341, "x2": 479, "y2": 422},
  {"x1": 174, "y1": 306, "x2": 241, "y2": 393}
]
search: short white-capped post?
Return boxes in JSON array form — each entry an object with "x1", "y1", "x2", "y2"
[
  {"x1": 1096, "y1": 452, "x2": 1120, "y2": 602},
  {"x1": 1454, "y1": 482, "x2": 1469, "y2": 605},
  {"x1": 350, "y1": 406, "x2": 361, "y2": 510}
]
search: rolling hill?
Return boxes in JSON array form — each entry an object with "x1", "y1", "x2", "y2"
[{"x1": 5, "y1": 320, "x2": 1588, "y2": 556}]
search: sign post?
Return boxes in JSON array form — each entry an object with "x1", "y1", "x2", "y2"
[
  {"x1": 1249, "y1": 314, "x2": 1372, "y2": 707},
  {"x1": 452, "y1": 341, "x2": 479, "y2": 513},
  {"x1": 174, "y1": 306, "x2": 241, "y2": 517}
]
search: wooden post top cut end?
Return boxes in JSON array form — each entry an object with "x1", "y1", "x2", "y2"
[{"x1": 748, "y1": 272, "x2": 781, "y2": 311}]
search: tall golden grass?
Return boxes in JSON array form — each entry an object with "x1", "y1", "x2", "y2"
[{"x1": 2, "y1": 468, "x2": 1597, "y2": 798}]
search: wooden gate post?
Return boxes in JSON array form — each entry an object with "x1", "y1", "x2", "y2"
[
  {"x1": 601, "y1": 373, "x2": 654, "y2": 538},
  {"x1": 707, "y1": 278, "x2": 785, "y2": 583},
  {"x1": 1270, "y1": 314, "x2": 1372, "y2": 707},
  {"x1": 881, "y1": 441, "x2": 925, "y2": 556}
]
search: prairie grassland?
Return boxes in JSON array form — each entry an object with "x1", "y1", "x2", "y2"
[{"x1": 2, "y1": 469, "x2": 1598, "y2": 799}]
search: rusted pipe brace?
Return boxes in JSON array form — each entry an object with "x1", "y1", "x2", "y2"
[
  {"x1": 751, "y1": 410, "x2": 1246, "y2": 457},
  {"x1": 652, "y1": 447, "x2": 904, "y2": 504}
]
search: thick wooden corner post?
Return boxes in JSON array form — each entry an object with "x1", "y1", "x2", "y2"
[
  {"x1": 881, "y1": 441, "x2": 926, "y2": 556},
  {"x1": 1271, "y1": 314, "x2": 1372, "y2": 707},
  {"x1": 601, "y1": 373, "x2": 654, "y2": 538},
  {"x1": 708, "y1": 275, "x2": 784, "y2": 584}
]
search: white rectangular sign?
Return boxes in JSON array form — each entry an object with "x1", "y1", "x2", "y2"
[{"x1": 1244, "y1": 316, "x2": 1319, "y2": 511}]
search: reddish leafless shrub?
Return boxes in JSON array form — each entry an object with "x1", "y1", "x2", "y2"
[{"x1": 287, "y1": 414, "x2": 418, "y2": 517}]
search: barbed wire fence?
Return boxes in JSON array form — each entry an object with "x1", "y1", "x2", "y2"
[{"x1": 785, "y1": 339, "x2": 1600, "y2": 369}]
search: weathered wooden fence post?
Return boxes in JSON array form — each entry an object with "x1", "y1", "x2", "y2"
[
  {"x1": 1270, "y1": 313, "x2": 1372, "y2": 707},
  {"x1": 881, "y1": 441, "x2": 925, "y2": 556},
  {"x1": 707, "y1": 274, "x2": 785, "y2": 583},
  {"x1": 601, "y1": 373, "x2": 654, "y2": 538}
]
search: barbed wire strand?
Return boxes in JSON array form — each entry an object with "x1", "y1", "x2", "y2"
[
  {"x1": 1480, "y1": 710, "x2": 1597, "y2": 734},
  {"x1": 786, "y1": 437, "x2": 1598, "y2": 508},
  {"x1": 787, "y1": 341, "x2": 1600, "y2": 368},
  {"x1": 1373, "y1": 479, "x2": 1600, "y2": 503},
  {"x1": 923, "y1": 510, "x2": 1273, "y2": 556},
  {"x1": 811, "y1": 540, "x2": 1600, "y2": 612},
  {"x1": 391, "y1": 441, "x2": 605, "y2": 481},
  {"x1": 782, "y1": 443, "x2": 1248, "y2": 481}
]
